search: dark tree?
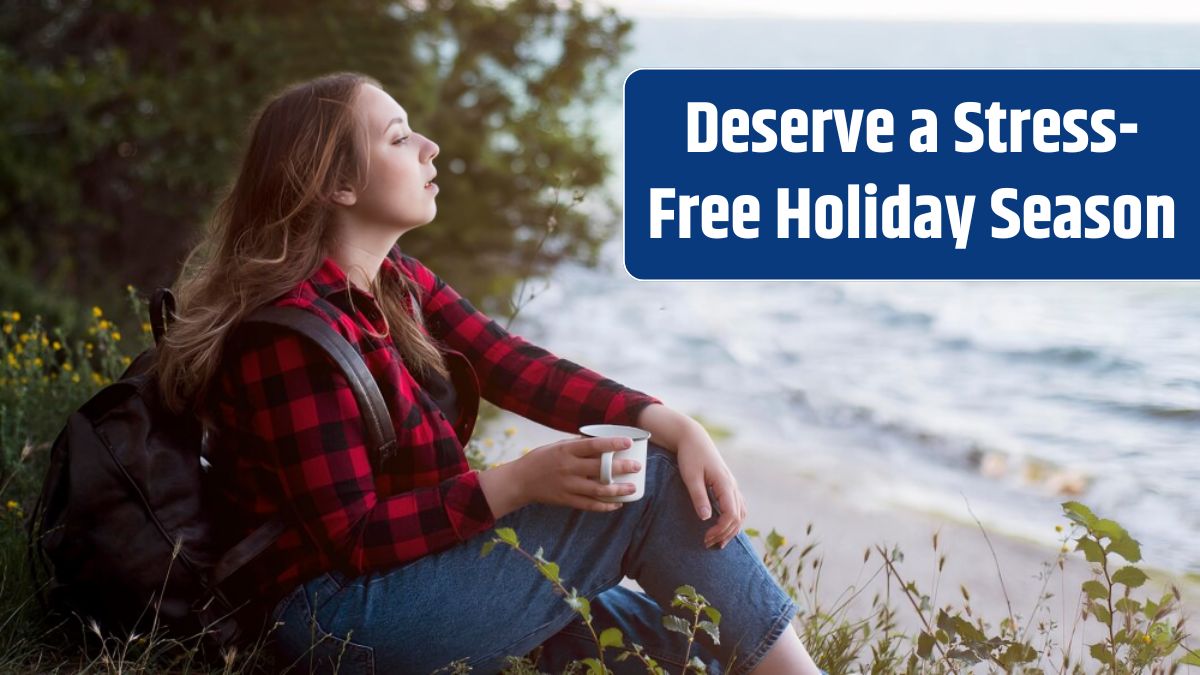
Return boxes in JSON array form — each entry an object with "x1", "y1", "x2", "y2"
[{"x1": 0, "y1": 0, "x2": 632, "y2": 326}]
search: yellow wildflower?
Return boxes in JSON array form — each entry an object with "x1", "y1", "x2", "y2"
[
  {"x1": 142, "y1": 322, "x2": 151, "y2": 334},
  {"x1": 504, "y1": 426, "x2": 517, "y2": 437},
  {"x1": 1055, "y1": 525, "x2": 1063, "y2": 533},
  {"x1": 71, "y1": 374, "x2": 80, "y2": 383},
  {"x1": 5, "y1": 500, "x2": 17, "y2": 510},
  {"x1": 33, "y1": 358, "x2": 42, "y2": 367},
  {"x1": 1143, "y1": 634, "x2": 1152, "y2": 644},
  {"x1": 122, "y1": 356, "x2": 131, "y2": 366},
  {"x1": 63, "y1": 362, "x2": 73, "y2": 372},
  {"x1": 6, "y1": 354, "x2": 16, "y2": 367},
  {"x1": 126, "y1": 284, "x2": 134, "y2": 293},
  {"x1": 2, "y1": 324, "x2": 10, "y2": 334},
  {"x1": 41, "y1": 336, "x2": 48, "y2": 347},
  {"x1": 19, "y1": 334, "x2": 29, "y2": 343},
  {"x1": 52, "y1": 341, "x2": 61, "y2": 350},
  {"x1": 98, "y1": 320, "x2": 110, "y2": 331},
  {"x1": 11, "y1": 311, "x2": 19, "y2": 322},
  {"x1": 92, "y1": 306, "x2": 103, "y2": 318},
  {"x1": 14, "y1": 344, "x2": 23, "y2": 355},
  {"x1": 91, "y1": 372, "x2": 103, "y2": 384},
  {"x1": 112, "y1": 331, "x2": 121, "y2": 341}
]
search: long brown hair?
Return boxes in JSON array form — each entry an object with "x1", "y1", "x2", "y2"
[{"x1": 155, "y1": 71, "x2": 449, "y2": 421}]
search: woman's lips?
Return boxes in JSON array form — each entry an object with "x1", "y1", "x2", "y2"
[{"x1": 424, "y1": 181, "x2": 438, "y2": 192}]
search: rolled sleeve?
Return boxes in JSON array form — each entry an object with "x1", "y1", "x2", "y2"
[{"x1": 399, "y1": 251, "x2": 663, "y2": 433}]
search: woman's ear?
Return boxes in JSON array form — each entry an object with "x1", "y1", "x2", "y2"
[{"x1": 331, "y1": 186, "x2": 357, "y2": 207}]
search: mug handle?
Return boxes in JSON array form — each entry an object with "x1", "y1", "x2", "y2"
[{"x1": 600, "y1": 451, "x2": 614, "y2": 485}]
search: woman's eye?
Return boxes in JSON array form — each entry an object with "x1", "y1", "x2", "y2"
[{"x1": 392, "y1": 135, "x2": 411, "y2": 145}]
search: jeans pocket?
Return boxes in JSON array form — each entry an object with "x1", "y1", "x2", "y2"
[{"x1": 273, "y1": 574, "x2": 376, "y2": 675}]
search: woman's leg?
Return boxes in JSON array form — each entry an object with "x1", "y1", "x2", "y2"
[
  {"x1": 750, "y1": 628, "x2": 824, "y2": 674},
  {"x1": 529, "y1": 444, "x2": 806, "y2": 674},
  {"x1": 267, "y1": 442, "x2": 807, "y2": 674}
]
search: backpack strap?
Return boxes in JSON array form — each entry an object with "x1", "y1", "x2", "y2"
[
  {"x1": 149, "y1": 287, "x2": 176, "y2": 347},
  {"x1": 208, "y1": 304, "x2": 398, "y2": 590},
  {"x1": 241, "y1": 306, "x2": 398, "y2": 463}
]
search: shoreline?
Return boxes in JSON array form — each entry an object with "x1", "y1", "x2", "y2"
[{"x1": 477, "y1": 411, "x2": 1200, "y2": 655}]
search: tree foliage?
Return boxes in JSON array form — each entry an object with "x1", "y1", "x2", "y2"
[{"x1": 0, "y1": 0, "x2": 631, "y2": 323}]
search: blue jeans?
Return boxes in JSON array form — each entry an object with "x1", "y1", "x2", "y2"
[{"x1": 267, "y1": 443, "x2": 799, "y2": 674}]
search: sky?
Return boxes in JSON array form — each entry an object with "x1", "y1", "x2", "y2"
[{"x1": 594, "y1": 0, "x2": 1200, "y2": 24}]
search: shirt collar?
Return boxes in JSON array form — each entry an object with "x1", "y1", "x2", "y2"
[{"x1": 307, "y1": 244, "x2": 404, "y2": 301}]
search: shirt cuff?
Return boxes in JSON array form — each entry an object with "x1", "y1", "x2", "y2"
[
  {"x1": 610, "y1": 392, "x2": 664, "y2": 429},
  {"x1": 439, "y1": 470, "x2": 497, "y2": 541}
]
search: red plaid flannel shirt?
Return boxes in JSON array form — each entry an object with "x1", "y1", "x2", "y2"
[{"x1": 207, "y1": 244, "x2": 662, "y2": 608}]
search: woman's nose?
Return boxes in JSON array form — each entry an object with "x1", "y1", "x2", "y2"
[{"x1": 423, "y1": 136, "x2": 439, "y2": 162}]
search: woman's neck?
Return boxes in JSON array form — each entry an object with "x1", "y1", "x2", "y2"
[{"x1": 330, "y1": 232, "x2": 400, "y2": 292}]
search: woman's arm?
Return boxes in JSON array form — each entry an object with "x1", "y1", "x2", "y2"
[
  {"x1": 635, "y1": 402, "x2": 706, "y2": 453},
  {"x1": 400, "y1": 251, "x2": 663, "y2": 432}
]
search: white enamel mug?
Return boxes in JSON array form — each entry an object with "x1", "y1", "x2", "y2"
[{"x1": 578, "y1": 424, "x2": 651, "y2": 503}]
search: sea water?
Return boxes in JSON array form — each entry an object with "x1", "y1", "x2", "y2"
[{"x1": 519, "y1": 17, "x2": 1200, "y2": 576}]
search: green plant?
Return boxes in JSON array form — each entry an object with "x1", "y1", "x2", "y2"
[
  {"x1": 479, "y1": 527, "x2": 724, "y2": 674},
  {"x1": 1062, "y1": 501, "x2": 1198, "y2": 673}
]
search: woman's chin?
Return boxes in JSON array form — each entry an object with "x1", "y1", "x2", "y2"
[{"x1": 397, "y1": 214, "x2": 436, "y2": 233}]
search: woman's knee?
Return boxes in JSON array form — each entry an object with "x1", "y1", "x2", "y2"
[
  {"x1": 645, "y1": 442, "x2": 685, "y2": 496},
  {"x1": 644, "y1": 442, "x2": 726, "y2": 519},
  {"x1": 646, "y1": 441, "x2": 677, "y2": 470}
]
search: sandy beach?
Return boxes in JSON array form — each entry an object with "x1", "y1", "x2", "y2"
[{"x1": 478, "y1": 410, "x2": 1200, "y2": 669}]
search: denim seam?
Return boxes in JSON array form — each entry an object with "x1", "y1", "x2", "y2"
[
  {"x1": 470, "y1": 574, "x2": 626, "y2": 668},
  {"x1": 341, "y1": 557, "x2": 421, "y2": 594},
  {"x1": 730, "y1": 596, "x2": 798, "y2": 675},
  {"x1": 296, "y1": 578, "x2": 378, "y2": 669},
  {"x1": 271, "y1": 586, "x2": 303, "y2": 624},
  {"x1": 726, "y1": 530, "x2": 800, "y2": 675}
]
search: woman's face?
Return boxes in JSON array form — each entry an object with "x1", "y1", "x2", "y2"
[{"x1": 344, "y1": 83, "x2": 440, "y2": 233}]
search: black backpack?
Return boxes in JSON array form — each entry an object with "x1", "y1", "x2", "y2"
[{"x1": 25, "y1": 287, "x2": 397, "y2": 658}]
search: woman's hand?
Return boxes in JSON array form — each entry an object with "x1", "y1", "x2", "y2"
[
  {"x1": 512, "y1": 435, "x2": 644, "y2": 512},
  {"x1": 676, "y1": 426, "x2": 747, "y2": 550}
]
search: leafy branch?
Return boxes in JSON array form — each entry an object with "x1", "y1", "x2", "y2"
[{"x1": 481, "y1": 527, "x2": 723, "y2": 675}]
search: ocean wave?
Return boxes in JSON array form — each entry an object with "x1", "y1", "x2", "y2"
[
  {"x1": 1098, "y1": 401, "x2": 1200, "y2": 422},
  {"x1": 803, "y1": 395, "x2": 999, "y2": 468},
  {"x1": 998, "y1": 345, "x2": 1141, "y2": 371},
  {"x1": 824, "y1": 283, "x2": 1149, "y2": 375},
  {"x1": 799, "y1": 395, "x2": 1094, "y2": 496}
]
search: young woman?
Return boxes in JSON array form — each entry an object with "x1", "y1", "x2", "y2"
[{"x1": 155, "y1": 72, "x2": 824, "y2": 674}]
